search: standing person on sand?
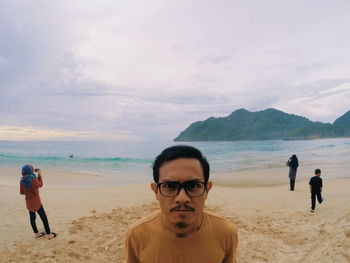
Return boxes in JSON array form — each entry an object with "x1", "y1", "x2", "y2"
[
  {"x1": 309, "y1": 168, "x2": 324, "y2": 212},
  {"x1": 20, "y1": 164, "x2": 57, "y2": 239},
  {"x1": 286, "y1": 154, "x2": 299, "y2": 191},
  {"x1": 125, "y1": 145, "x2": 238, "y2": 263}
]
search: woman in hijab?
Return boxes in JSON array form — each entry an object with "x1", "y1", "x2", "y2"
[
  {"x1": 286, "y1": 154, "x2": 299, "y2": 191},
  {"x1": 20, "y1": 164, "x2": 56, "y2": 239}
]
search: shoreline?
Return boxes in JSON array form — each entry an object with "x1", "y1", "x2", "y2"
[{"x1": 2, "y1": 165, "x2": 350, "y2": 188}]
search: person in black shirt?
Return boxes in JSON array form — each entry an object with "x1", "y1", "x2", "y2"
[
  {"x1": 286, "y1": 154, "x2": 299, "y2": 191},
  {"x1": 309, "y1": 168, "x2": 324, "y2": 212}
]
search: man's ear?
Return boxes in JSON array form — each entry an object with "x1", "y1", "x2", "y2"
[
  {"x1": 206, "y1": 181, "x2": 213, "y2": 192},
  {"x1": 150, "y1": 182, "x2": 160, "y2": 201},
  {"x1": 150, "y1": 182, "x2": 158, "y2": 194}
]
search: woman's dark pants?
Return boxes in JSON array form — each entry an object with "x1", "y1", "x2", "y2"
[
  {"x1": 29, "y1": 205, "x2": 51, "y2": 234},
  {"x1": 290, "y1": 179, "x2": 295, "y2": 191}
]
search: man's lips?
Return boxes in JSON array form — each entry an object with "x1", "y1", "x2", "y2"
[{"x1": 170, "y1": 205, "x2": 195, "y2": 212}]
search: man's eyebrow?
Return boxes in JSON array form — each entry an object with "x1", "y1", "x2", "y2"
[
  {"x1": 185, "y1": 179, "x2": 203, "y2": 183},
  {"x1": 160, "y1": 179, "x2": 203, "y2": 183}
]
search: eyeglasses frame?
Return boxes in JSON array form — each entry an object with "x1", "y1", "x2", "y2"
[{"x1": 156, "y1": 180, "x2": 208, "y2": 197}]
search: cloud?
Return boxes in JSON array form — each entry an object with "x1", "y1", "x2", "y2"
[
  {"x1": 0, "y1": 0, "x2": 350, "y2": 141},
  {"x1": 0, "y1": 125, "x2": 139, "y2": 141},
  {"x1": 274, "y1": 79, "x2": 350, "y2": 123}
]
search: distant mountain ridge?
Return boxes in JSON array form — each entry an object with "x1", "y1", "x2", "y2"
[
  {"x1": 334, "y1": 110, "x2": 350, "y2": 128},
  {"x1": 174, "y1": 108, "x2": 350, "y2": 141}
]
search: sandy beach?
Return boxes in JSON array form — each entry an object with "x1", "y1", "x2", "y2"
[{"x1": 1, "y1": 167, "x2": 349, "y2": 263}]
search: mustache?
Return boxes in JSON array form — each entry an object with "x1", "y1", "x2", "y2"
[{"x1": 170, "y1": 204, "x2": 195, "y2": 212}]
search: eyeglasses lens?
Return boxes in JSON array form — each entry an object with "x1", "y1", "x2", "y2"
[{"x1": 159, "y1": 181, "x2": 205, "y2": 197}]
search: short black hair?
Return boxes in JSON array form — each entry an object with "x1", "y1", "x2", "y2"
[
  {"x1": 152, "y1": 145, "x2": 210, "y2": 183},
  {"x1": 315, "y1": 168, "x2": 321, "y2": 174}
]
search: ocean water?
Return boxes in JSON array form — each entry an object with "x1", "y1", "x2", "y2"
[{"x1": 1, "y1": 138, "x2": 349, "y2": 185}]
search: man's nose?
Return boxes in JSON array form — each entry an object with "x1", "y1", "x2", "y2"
[{"x1": 175, "y1": 187, "x2": 190, "y2": 203}]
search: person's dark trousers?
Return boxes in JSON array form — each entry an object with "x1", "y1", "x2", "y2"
[
  {"x1": 290, "y1": 179, "x2": 295, "y2": 191},
  {"x1": 311, "y1": 191, "x2": 323, "y2": 210},
  {"x1": 29, "y1": 205, "x2": 51, "y2": 234}
]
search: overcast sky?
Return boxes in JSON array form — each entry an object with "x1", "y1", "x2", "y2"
[{"x1": 1, "y1": 0, "x2": 349, "y2": 141}]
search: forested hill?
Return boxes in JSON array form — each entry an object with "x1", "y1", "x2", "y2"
[
  {"x1": 333, "y1": 111, "x2": 350, "y2": 129},
  {"x1": 174, "y1": 108, "x2": 350, "y2": 141}
]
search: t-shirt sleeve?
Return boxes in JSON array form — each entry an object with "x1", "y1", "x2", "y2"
[
  {"x1": 309, "y1": 178, "x2": 312, "y2": 185},
  {"x1": 125, "y1": 229, "x2": 141, "y2": 263},
  {"x1": 222, "y1": 225, "x2": 238, "y2": 263},
  {"x1": 320, "y1": 178, "x2": 323, "y2": 188}
]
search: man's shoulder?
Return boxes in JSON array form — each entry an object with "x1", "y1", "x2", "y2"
[
  {"x1": 204, "y1": 210, "x2": 237, "y2": 233},
  {"x1": 128, "y1": 210, "x2": 161, "y2": 232}
]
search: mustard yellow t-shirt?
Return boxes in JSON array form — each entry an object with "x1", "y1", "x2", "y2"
[{"x1": 125, "y1": 210, "x2": 238, "y2": 263}]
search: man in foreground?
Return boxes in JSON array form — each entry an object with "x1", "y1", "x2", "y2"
[{"x1": 125, "y1": 145, "x2": 238, "y2": 263}]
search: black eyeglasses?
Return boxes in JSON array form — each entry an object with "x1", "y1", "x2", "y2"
[{"x1": 157, "y1": 180, "x2": 207, "y2": 197}]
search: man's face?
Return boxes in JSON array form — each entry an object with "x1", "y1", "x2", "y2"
[{"x1": 151, "y1": 158, "x2": 212, "y2": 234}]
